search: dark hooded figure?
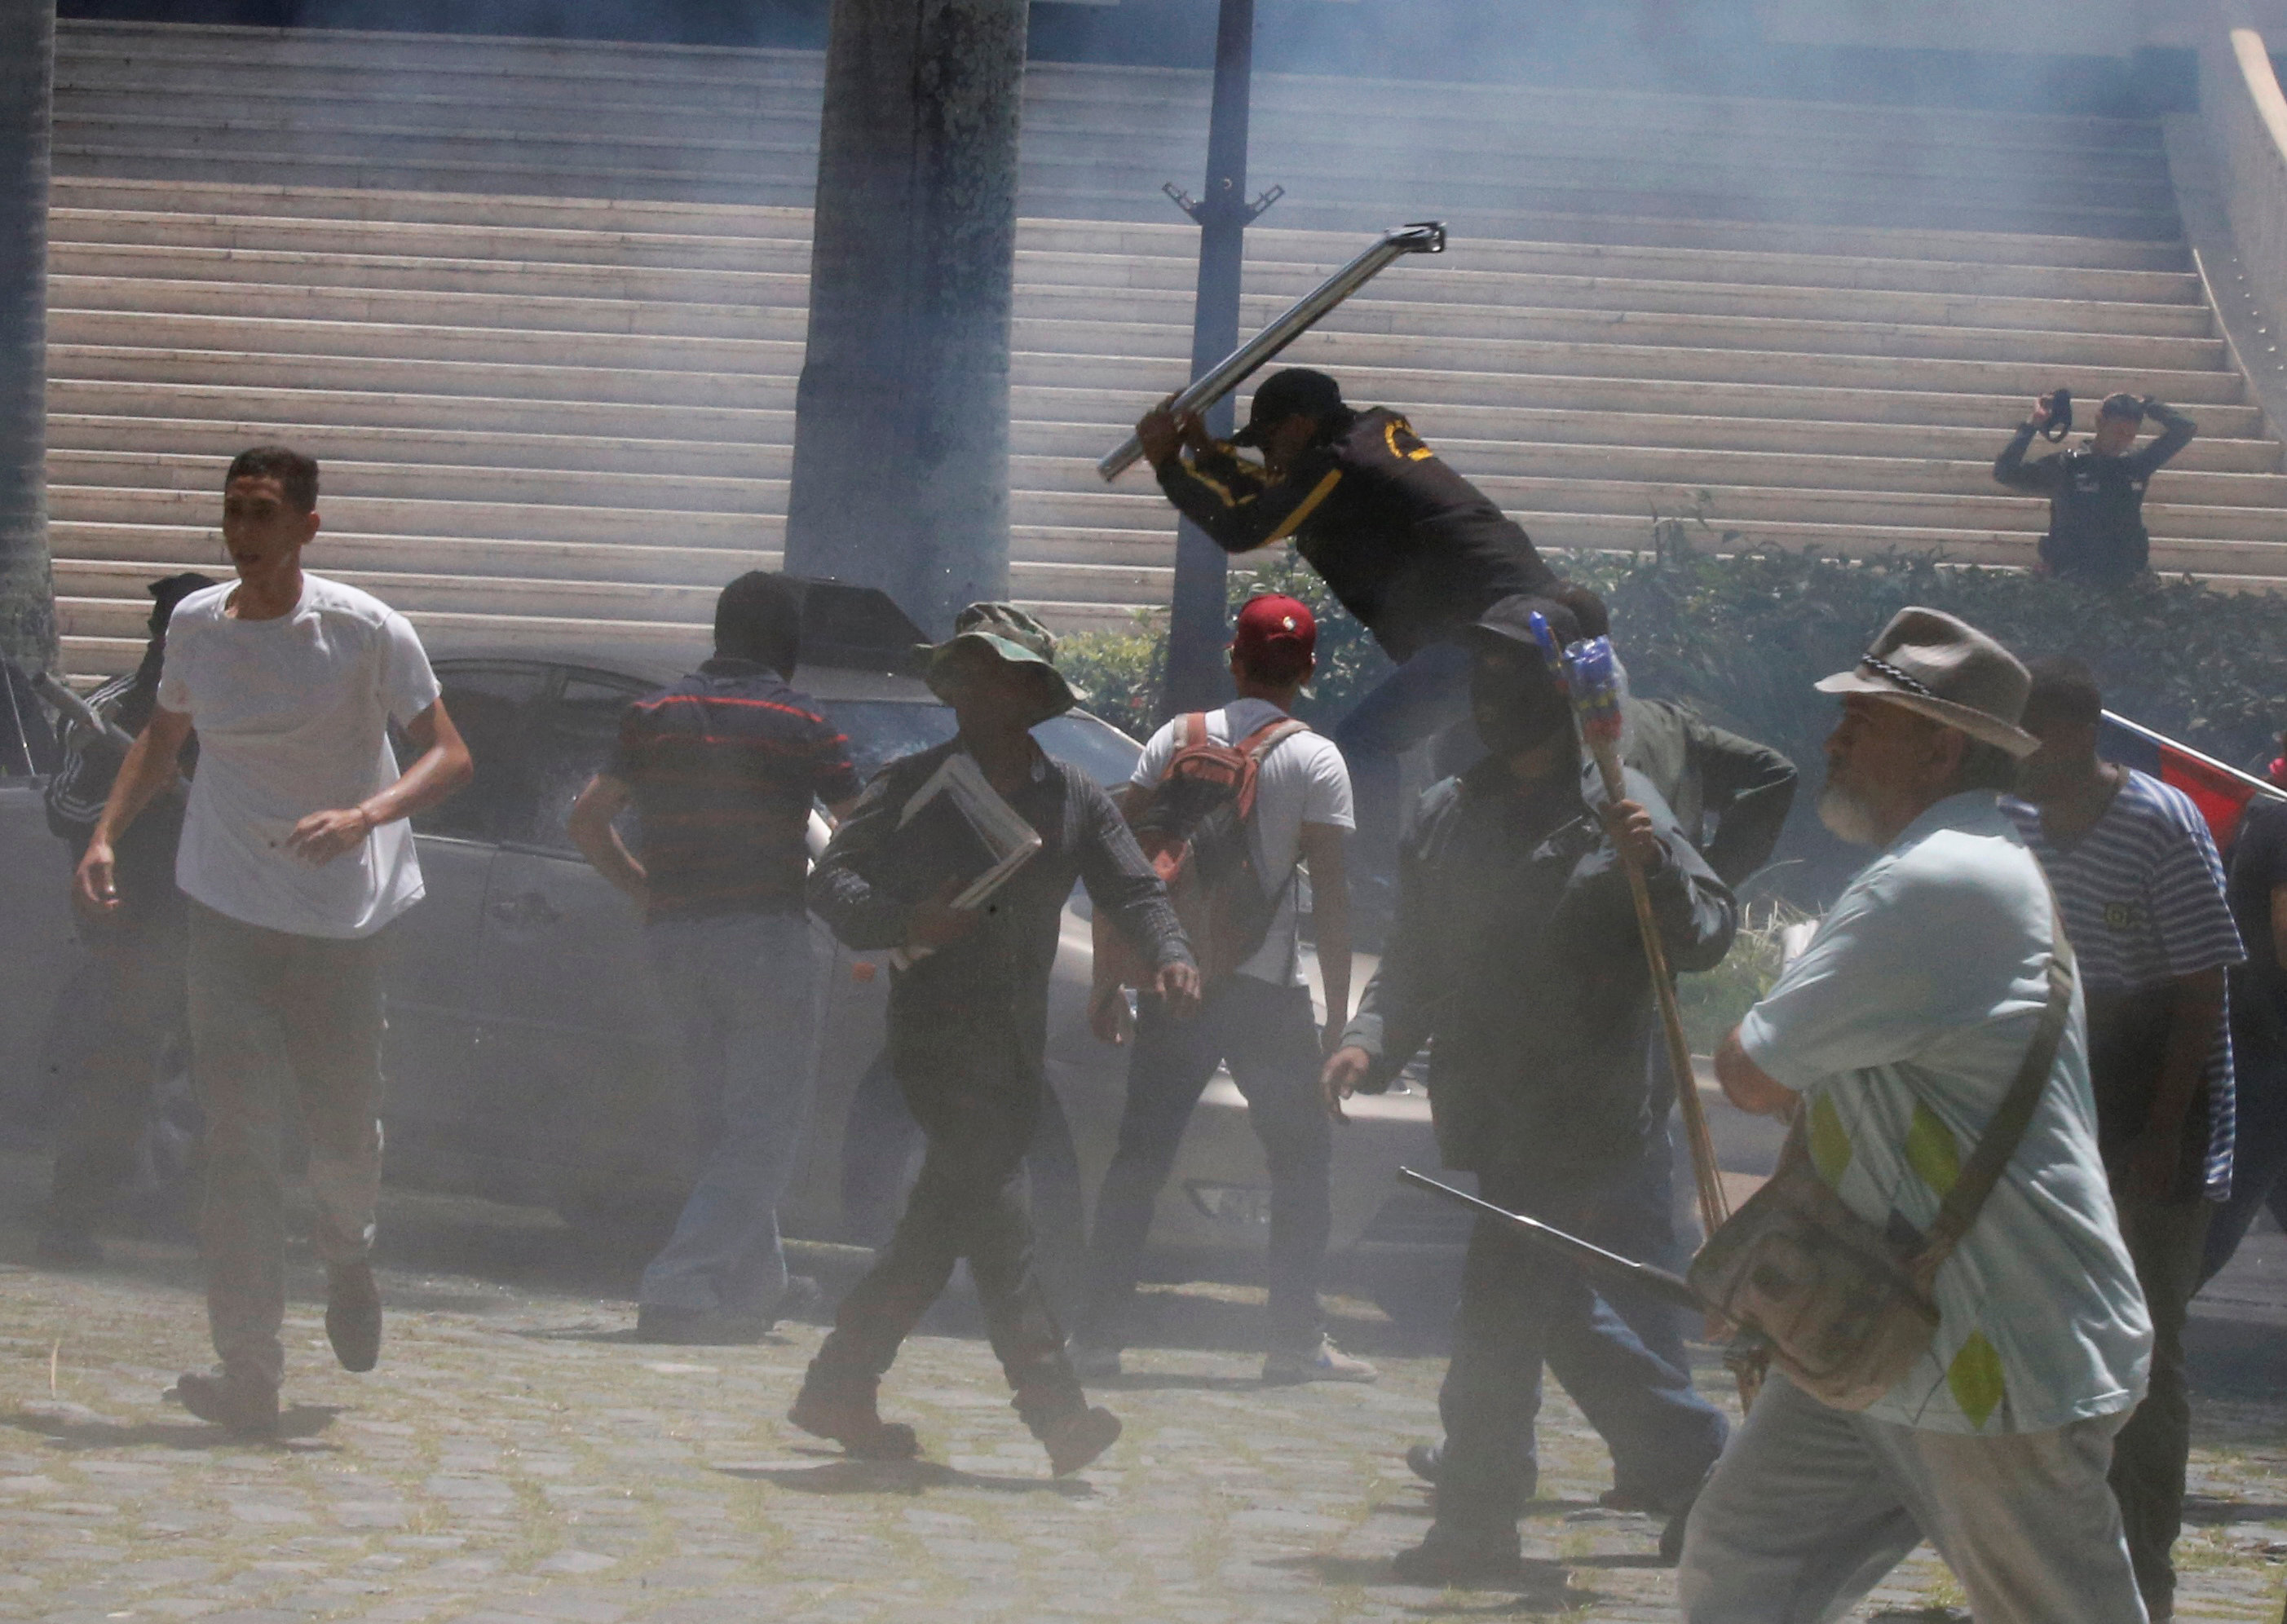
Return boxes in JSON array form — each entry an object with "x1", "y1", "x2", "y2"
[{"x1": 1321, "y1": 594, "x2": 1737, "y2": 1583}]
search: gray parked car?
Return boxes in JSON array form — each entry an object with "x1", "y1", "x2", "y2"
[{"x1": 0, "y1": 597, "x2": 1460, "y2": 1326}]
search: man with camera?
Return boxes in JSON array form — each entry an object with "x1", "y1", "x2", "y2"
[{"x1": 1993, "y1": 390, "x2": 2196, "y2": 589}]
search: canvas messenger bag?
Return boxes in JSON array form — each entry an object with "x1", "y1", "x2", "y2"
[{"x1": 1689, "y1": 910, "x2": 2077, "y2": 1411}]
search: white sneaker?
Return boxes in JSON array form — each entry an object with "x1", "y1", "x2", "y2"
[
  {"x1": 1066, "y1": 1339, "x2": 1122, "y2": 1381},
  {"x1": 1262, "y1": 1333, "x2": 1379, "y2": 1385}
]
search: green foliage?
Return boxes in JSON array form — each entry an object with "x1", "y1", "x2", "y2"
[
  {"x1": 1566, "y1": 519, "x2": 2287, "y2": 785},
  {"x1": 1062, "y1": 514, "x2": 2287, "y2": 907},
  {"x1": 1060, "y1": 549, "x2": 1393, "y2": 738}
]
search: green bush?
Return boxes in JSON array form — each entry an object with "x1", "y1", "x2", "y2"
[
  {"x1": 1060, "y1": 549, "x2": 1392, "y2": 739},
  {"x1": 1066, "y1": 523, "x2": 2287, "y2": 906}
]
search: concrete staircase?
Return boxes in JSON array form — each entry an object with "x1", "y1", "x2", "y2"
[{"x1": 42, "y1": 20, "x2": 2287, "y2": 677}]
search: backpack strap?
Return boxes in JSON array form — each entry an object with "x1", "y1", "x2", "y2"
[
  {"x1": 1236, "y1": 716, "x2": 1312, "y2": 762},
  {"x1": 1909, "y1": 895, "x2": 2077, "y2": 1287}
]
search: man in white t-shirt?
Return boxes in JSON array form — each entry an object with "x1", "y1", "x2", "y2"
[
  {"x1": 74, "y1": 447, "x2": 473, "y2": 1436},
  {"x1": 1070, "y1": 594, "x2": 1375, "y2": 1384}
]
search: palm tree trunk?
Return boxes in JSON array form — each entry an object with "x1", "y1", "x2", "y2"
[
  {"x1": 784, "y1": 0, "x2": 1027, "y2": 636},
  {"x1": 0, "y1": 0, "x2": 55, "y2": 671}
]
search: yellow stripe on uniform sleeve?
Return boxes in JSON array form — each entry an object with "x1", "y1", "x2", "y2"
[{"x1": 1265, "y1": 469, "x2": 1344, "y2": 545}]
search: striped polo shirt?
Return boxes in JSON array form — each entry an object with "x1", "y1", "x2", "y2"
[
  {"x1": 610, "y1": 658, "x2": 860, "y2": 922},
  {"x1": 2004, "y1": 770, "x2": 2243, "y2": 1199}
]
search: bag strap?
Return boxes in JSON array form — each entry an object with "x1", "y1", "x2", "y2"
[
  {"x1": 1910, "y1": 897, "x2": 2077, "y2": 1282},
  {"x1": 1236, "y1": 716, "x2": 1311, "y2": 763}
]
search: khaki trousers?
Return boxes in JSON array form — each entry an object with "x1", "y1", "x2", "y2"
[
  {"x1": 187, "y1": 900, "x2": 388, "y2": 1390},
  {"x1": 1678, "y1": 1372, "x2": 2146, "y2": 1624}
]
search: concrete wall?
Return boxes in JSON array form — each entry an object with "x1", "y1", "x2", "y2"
[{"x1": 1755, "y1": 0, "x2": 2139, "y2": 58}]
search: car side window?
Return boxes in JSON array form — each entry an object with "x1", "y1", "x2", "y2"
[
  {"x1": 516, "y1": 672, "x2": 649, "y2": 856},
  {"x1": 408, "y1": 664, "x2": 549, "y2": 843}
]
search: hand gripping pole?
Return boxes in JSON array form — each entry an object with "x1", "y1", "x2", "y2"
[{"x1": 1097, "y1": 222, "x2": 1447, "y2": 482}]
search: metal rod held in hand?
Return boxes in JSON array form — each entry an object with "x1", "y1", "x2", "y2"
[
  {"x1": 1097, "y1": 221, "x2": 1448, "y2": 483},
  {"x1": 1397, "y1": 1169, "x2": 1706, "y2": 1313}
]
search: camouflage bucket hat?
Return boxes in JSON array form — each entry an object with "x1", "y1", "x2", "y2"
[{"x1": 920, "y1": 602, "x2": 1081, "y2": 726}]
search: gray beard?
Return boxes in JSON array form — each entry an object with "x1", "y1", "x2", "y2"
[{"x1": 1817, "y1": 779, "x2": 1883, "y2": 846}]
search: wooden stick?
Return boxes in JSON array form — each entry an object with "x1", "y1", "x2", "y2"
[{"x1": 1584, "y1": 735, "x2": 1762, "y2": 1410}]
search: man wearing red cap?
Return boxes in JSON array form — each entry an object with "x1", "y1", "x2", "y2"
[
  {"x1": 1070, "y1": 593, "x2": 1375, "y2": 1383},
  {"x1": 1138, "y1": 368, "x2": 1558, "y2": 926}
]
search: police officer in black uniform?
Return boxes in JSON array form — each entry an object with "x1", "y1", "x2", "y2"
[
  {"x1": 1137, "y1": 368, "x2": 1557, "y2": 908},
  {"x1": 1993, "y1": 390, "x2": 2196, "y2": 589}
]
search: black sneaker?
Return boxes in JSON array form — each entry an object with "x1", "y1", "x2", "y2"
[
  {"x1": 1040, "y1": 1406, "x2": 1122, "y2": 1476},
  {"x1": 1391, "y1": 1529, "x2": 1527, "y2": 1587},
  {"x1": 325, "y1": 1262, "x2": 382, "y2": 1373},
  {"x1": 170, "y1": 1369, "x2": 280, "y2": 1436}
]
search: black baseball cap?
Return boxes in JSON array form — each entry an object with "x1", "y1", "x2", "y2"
[
  {"x1": 148, "y1": 571, "x2": 219, "y2": 633},
  {"x1": 1462, "y1": 593, "x2": 1583, "y2": 654},
  {"x1": 1230, "y1": 368, "x2": 1345, "y2": 447}
]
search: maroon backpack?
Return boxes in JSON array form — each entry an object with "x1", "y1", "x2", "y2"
[{"x1": 1114, "y1": 711, "x2": 1311, "y2": 986}]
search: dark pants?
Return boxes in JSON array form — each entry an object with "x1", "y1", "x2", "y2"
[
  {"x1": 1601, "y1": 1111, "x2": 1693, "y2": 1383},
  {"x1": 1435, "y1": 1160, "x2": 1729, "y2": 1542},
  {"x1": 188, "y1": 901, "x2": 388, "y2": 1391},
  {"x1": 1331, "y1": 640, "x2": 1473, "y2": 898},
  {"x1": 2110, "y1": 1185, "x2": 2210, "y2": 1619},
  {"x1": 45, "y1": 907, "x2": 188, "y2": 1239},
  {"x1": 1078, "y1": 977, "x2": 1333, "y2": 1348},
  {"x1": 2201, "y1": 998, "x2": 2287, "y2": 1285},
  {"x1": 810, "y1": 1053, "x2": 1084, "y2": 1434}
]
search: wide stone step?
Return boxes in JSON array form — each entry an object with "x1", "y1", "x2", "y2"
[
  {"x1": 48, "y1": 377, "x2": 2276, "y2": 454},
  {"x1": 1009, "y1": 443, "x2": 2287, "y2": 507},
  {"x1": 50, "y1": 448, "x2": 783, "y2": 515},
  {"x1": 51, "y1": 521, "x2": 777, "y2": 586},
  {"x1": 47, "y1": 269, "x2": 2217, "y2": 364},
  {"x1": 1013, "y1": 405, "x2": 2284, "y2": 473},
  {"x1": 48, "y1": 483, "x2": 784, "y2": 548},
  {"x1": 44, "y1": 241, "x2": 2211, "y2": 344},
  {"x1": 1006, "y1": 478, "x2": 2287, "y2": 544},
  {"x1": 60, "y1": 137, "x2": 2179, "y2": 246},
  {"x1": 1027, "y1": 305, "x2": 2227, "y2": 374},
  {"x1": 46, "y1": 174, "x2": 2192, "y2": 274},
  {"x1": 47, "y1": 310, "x2": 804, "y2": 372},
  {"x1": 1024, "y1": 380, "x2": 2272, "y2": 439},
  {"x1": 48, "y1": 414, "x2": 785, "y2": 479},
  {"x1": 55, "y1": 95, "x2": 2175, "y2": 219},
  {"x1": 50, "y1": 275, "x2": 810, "y2": 342},
  {"x1": 1032, "y1": 337, "x2": 2244, "y2": 407},
  {"x1": 50, "y1": 343, "x2": 796, "y2": 409},
  {"x1": 49, "y1": 241, "x2": 812, "y2": 304},
  {"x1": 46, "y1": 379, "x2": 787, "y2": 444}
]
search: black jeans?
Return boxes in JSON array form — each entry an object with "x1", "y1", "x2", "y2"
[
  {"x1": 810, "y1": 1051, "x2": 1084, "y2": 1433},
  {"x1": 1078, "y1": 977, "x2": 1333, "y2": 1348},
  {"x1": 1435, "y1": 1160, "x2": 1728, "y2": 1542}
]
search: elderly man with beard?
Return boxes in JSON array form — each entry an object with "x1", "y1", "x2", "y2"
[
  {"x1": 1322, "y1": 594, "x2": 1737, "y2": 1583},
  {"x1": 1681, "y1": 609, "x2": 2153, "y2": 1624}
]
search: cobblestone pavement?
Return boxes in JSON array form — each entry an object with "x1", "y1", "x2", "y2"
[{"x1": 3, "y1": 1175, "x2": 2285, "y2": 1623}]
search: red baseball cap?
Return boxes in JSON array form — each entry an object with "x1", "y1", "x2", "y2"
[{"x1": 1232, "y1": 594, "x2": 1317, "y2": 676}]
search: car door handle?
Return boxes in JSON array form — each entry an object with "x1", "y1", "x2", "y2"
[{"x1": 489, "y1": 891, "x2": 562, "y2": 928}]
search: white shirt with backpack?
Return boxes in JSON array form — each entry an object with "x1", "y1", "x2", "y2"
[{"x1": 1129, "y1": 699, "x2": 1353, "y2": 987}]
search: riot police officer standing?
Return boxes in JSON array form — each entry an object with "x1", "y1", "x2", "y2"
[{"x1": 1993, "y1": 390, "x2": 2196, "y2": 588}]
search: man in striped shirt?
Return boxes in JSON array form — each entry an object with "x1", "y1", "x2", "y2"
[
  {"x1": 2004, "y1": 655, "x2": 2243, "y2": 1624},
  {"x1": 567, "y1": 572, "x2": 861, "y2": 1344}
]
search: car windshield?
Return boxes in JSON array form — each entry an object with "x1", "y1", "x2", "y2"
[{"x1": 823, "y1": 700, "x2": 1141, "y2": 790}]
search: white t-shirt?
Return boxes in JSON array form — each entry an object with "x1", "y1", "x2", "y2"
[
  {"x1": 1130, "y1": 699, "x2": 1353, "y2": 986},
  {"x1": 157, "y1": 573, "x2": 442, "y2": 940}
]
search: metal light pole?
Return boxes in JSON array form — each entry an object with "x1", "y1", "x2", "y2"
[{"x1": 1160, "y1": 0, "x2": 1281, "y2": 718}]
